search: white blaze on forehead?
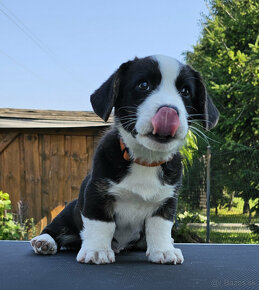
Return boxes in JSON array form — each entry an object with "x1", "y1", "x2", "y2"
[{"x1": 152, "y1": 55, "x2": 181, "y2": 87}]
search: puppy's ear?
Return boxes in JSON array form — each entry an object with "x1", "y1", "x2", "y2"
[
  {"x1": 90, "y1": 70, "x2": 120, "y2": 122},
  {"x1": 90, "y1": 61, "x2": 131, "y2": 122},
  {"x1": 204, "y1": 94, "x2": 220, "y2": 130},
  {"x1": 193, "y1": 71, "x2": 219, "y2": 130}
]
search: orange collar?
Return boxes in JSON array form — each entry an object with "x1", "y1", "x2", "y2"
[{"x1": 119, "y1": 138, "x2": 172, "y2": 167}]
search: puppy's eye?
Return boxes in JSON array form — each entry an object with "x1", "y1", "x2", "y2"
[
  {"x1": 180, "y1": 87, "x2": 190, "y2": 98},
  {"x1": 138, "y1": 81, "x2": 150, "y2": 91}
]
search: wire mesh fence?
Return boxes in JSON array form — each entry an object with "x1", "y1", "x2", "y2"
[{"x1": 178, "y1": 145, "x2": 259, "y2": 244}]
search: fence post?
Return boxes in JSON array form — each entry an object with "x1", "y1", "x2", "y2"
[{"x1": 206, "y1": 145, "x2": 211, "y2": 243}]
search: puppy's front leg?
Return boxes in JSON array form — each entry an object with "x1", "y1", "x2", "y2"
[
  {"x1": 146, "y1": 216, "x2": 184, "y2": 264},
  {"x1": 77, "y1": 216, "x2": 116, "y2": 264}
]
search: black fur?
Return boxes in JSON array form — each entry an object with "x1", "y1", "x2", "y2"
[
  {"x1": 153, "y1": 197, "x2": 178, "y2": 220},
  {"x1": 80, "y1": 129, "x2": 131, "y2": 222},
  {"x1": 175, "y1": 65, "x2": 219, "y2": 130},
  {"x1": 160, "y1": 153, "x2": 183, "y2": 186},
  {"x1": 42, "y1": 200, "x2": 81, "y2": 250}
]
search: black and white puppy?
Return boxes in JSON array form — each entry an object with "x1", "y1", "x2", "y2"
[{"x1": 31, "y1": 55, "x2": 219, "y2": 264}]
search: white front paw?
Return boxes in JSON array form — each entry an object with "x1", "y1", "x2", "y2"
[
  {"x1": 76, "y1": 246, "x2": 115, "y2": 264},
  {"x1": 146, "y1": 247, "x2": 184, "y2": 264}
]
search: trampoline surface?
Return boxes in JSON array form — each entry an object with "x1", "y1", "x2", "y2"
[{"x1": 0, "y1": 241, "x2": 258, "y2": 290}]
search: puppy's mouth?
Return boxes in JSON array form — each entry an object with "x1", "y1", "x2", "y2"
[
  {"x1": 146, "y1": 106, "x2": 180, "y2": 144},
  {"x1": 146, "y1": 133, "x2": 174, "y2": 143}
]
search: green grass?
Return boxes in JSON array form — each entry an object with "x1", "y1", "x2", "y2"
[
  {"x1": 207, "y1": 198, "x2": 259, "y2": 224},
  {"x1": 185, "y1": 198, "x2": 259, "y2": 243},
  {"x1": 209, "y1": 213, "x2": 259, "y2": 224},
  {"x1": 195, "y1": 228, "x2": 259, "y2": 244}
]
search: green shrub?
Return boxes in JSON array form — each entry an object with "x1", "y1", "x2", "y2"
[
  {"x1": 0, "y1": 190, "x2": 35, "y2": 240},
  {"x1": 248, "y1": 224, "x2": 259, "y2": 235},
  {"x1": 172, "y1": 210, "x2": 206, "y2": 243},
  {"x1": 178, "y1": 211, "x2": 207, "y2": 224}
]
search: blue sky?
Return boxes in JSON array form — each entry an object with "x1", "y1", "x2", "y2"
[{"x1": 0, "y1": 0, "x2": 207, "y2": 111}]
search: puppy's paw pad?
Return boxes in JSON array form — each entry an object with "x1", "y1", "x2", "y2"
[
  {"x1": 30, "y1": 234, "x2": 57, "y2": 255},
  {"x1": 147, "y1": 247, "x2": 184, "y2": 264},
  {"x1": 76, "y1": 248, "x2": 115, "y2": 264}
]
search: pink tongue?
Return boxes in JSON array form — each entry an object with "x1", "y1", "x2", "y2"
[{"x1": 151, "y1": 107, "x2": 180, "y2": 137}]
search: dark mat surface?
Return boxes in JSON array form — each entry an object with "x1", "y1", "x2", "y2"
[{"x1": 0, "y1": 241, "x2": 258, "y2": 290}]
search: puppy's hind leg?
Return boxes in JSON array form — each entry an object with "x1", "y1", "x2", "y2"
[
  {"x1": 31, "y1": 233, "x2": 58, "y2": 255},
  {"x1": 31, "y1": 200, "x2": 80, "y2": 255}
]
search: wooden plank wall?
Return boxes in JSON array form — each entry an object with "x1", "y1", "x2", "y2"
[{"x1": 0, "y1": 129, "x2": 102, "y2": 233}]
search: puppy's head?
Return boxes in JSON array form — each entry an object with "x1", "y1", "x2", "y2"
[{"x1": 91, "y1": 55, "x2": 219, "y2": 154}]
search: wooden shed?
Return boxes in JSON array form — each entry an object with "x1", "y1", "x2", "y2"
[{"x1": 0, "y1": 108, "x2": 112, "y2": 232}]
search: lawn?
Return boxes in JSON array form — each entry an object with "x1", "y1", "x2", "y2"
[
  {"x1": 186, "y1": 198, "x2": 259, "y2": 244},
  {"x1": 208, "y1": 198, "x2": 259, "y2": 224},
  {"x1": 195, "y1": 228, "x2": 259, "y2": 244}
]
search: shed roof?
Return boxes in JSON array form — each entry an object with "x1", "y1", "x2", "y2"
[{"x1": 0, "y1": 108, "x2": 113, "y2": 128}]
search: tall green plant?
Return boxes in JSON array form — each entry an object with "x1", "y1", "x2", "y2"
[{"x1": 0, "y1": 190, "x2": 34, "y2": 240}]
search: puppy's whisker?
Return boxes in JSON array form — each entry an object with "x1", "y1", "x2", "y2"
[
  {"x1": 120, "y1": 117, "x2": 137, "y2": 123},
  {"x1": 188, "y1": 113, "x2": 206, "y2": 117},
  {"x1": 117, "y1": 105, "x2": 138, "y2": 113},
  {"x1": 181, "y1": 76, "x2": 200, "y2": 81},
  {"x1": 123, "y1": 120, "x2": 137, "y2": 130},
  {"x1": 123, "y1": 122, "x2": 136, "y2": 129},
  {"x1": 119, "y1": 115, "x2": 137, "y2": 120},
  {"x1": 185, "y1": 105, "x2": 198, "y2": 110},
  {"x1": 189, "y1": 126, "x2": 219, "y2": 144},
  {"x1": 189, "y1": 122, "x2": 208, "y2": 130},
  {"x1": 189, "y1": 118, "x2": 214, "y2": 126},
  {"x1": 189, "y1": 127, "x2": 209, "y2": 144},
  {"x1": 188, "y1": 122, "x2": 217, "y2": 137},
  {"x1": 189, "y1": 126, "x2": 211, "y2": 143}
]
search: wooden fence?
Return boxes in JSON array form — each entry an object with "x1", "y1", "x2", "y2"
[
  {"x1": 0, "y1": 109, "x2": 111, "y2": 233},
  {"x1": 0, "y1": 129, "x2": 103, "y2": 232}
]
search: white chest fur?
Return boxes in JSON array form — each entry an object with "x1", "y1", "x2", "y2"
[{"x1": 109, "y1": 163, "x2": 176, "y2": 251}]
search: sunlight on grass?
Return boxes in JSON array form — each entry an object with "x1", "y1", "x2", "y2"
[
  {"x1": 186, "y1": 198, "x2": 259, "y2": 243},
  {"x1": 208, "y1": 198, "x2": 259, "y2": 224},
  {"x1": 195, "y1": 228, "x2": 259, "y2": 244}
]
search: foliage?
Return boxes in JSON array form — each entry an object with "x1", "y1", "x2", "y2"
[
  {"x1": 186, "y1": 0, "x2": 259, "y2": 147},
  {"x1": 196, "y1": 228, "x2": 259, "y2": 244},
  {"x1": 172, "y1": 224, "x2": 205, "y2": 243},
  {"x1": 178, "y1": 211, "x2": 207, "y2": 224},
  {"x1": 172, "y1": 210, "x2": 206, "y2": 243},
  {"x1": 180, "y1": 151, "x2": 205, "y2": 209},
  {"x1": 248, "y1": 224, "x2": 259, "y2": 235},
  {"x1": 209, "y1": 198, "x2": 259, "y2": 223},
  {"x1": 184, "y1": 0, "x2": 259, "y2": 212},
  {"x1": 0, "y1": 190, "x2": 35, "y2": 240},
  {"x1": 176, "y1": 198, "x2": 259, "y2": 243},
  {"x1": 180, "y1": 130, "x2": 198, "y2": 172}
]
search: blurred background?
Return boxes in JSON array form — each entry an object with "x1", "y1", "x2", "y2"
[{"x1": 0, "y1": 0, "x2": 258, "y2": 244}]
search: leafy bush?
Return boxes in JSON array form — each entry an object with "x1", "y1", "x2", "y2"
[
  {"x1": 172, "y1": 224, "x2": 205, "y2": 243},
  {"x1": 0, "y1": 190, "x2": 35, "y2": 240},
  {"x1": 178, "y1": 211, "x2": 207, "y2": 224},
  {"x1": 172, "y1": 210, "x2": 206, "y2": 243},
  {"x1": 248, "y1": 224, "x2": 259, "y2": 235}
]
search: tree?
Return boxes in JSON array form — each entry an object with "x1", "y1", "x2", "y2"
[{"x1": 185, "y1": 0, "x2": 259, "y2": 213}]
